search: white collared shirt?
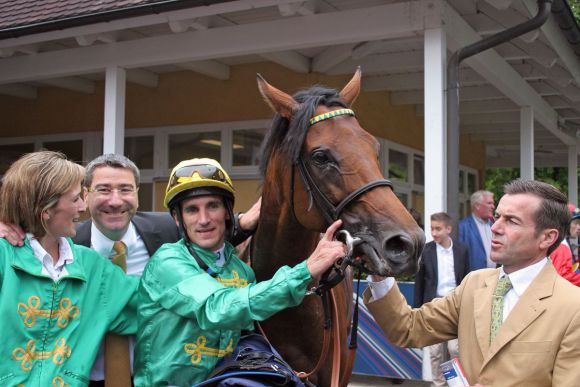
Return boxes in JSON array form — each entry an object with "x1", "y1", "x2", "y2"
[
  {"x1": 90, "y1": 222, "x2": 149, "y2": 276},
  {"x1": 499, "y1": 258, "x2": 548, "y2": 322},
  {"x1": 27, "y1": 234, "x2": 74, "y2": 281},
  {"x1": 436, "y1": 240, "x2": 456, "y2": 297},
  {"x1": 473, "y1": 214, "x2": 494, "y2": 268}
]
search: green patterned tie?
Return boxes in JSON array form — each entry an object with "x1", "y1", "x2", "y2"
[{"x1": 490, "y1": 276, "x2": 512, "y2": 343}]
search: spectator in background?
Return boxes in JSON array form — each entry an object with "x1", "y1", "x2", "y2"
[
  {"x1": 550, "y1": 207, "x2": 580, "y2": 286},
  {"x1": 458, "y1": 190, "x2": 495, "y2": 270},
  {"x1": 408, "y1": 207, "x2": 424, "y2": 230},
  {"x1": 414, "y1": 212, "x2": 470, "y2": 387}
]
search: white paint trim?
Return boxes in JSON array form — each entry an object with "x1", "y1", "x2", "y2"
[
  {"x1": 103, "y1": 66, "x2": 126, "y2": 154},
  {"x1": 520, "y1": 106, "x2": 534, "y2": 180}
]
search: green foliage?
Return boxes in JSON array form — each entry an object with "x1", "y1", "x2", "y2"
[
  {"x1": 485, "y1": 167, "x2": 573, "y2": 202},
  {"x1": 569, "y1": 0, "x2": 580, "y2": 22}
]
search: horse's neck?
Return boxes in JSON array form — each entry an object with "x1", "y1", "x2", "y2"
[{"x1": 252, "y1": 182, "x2": 320, "y2": 282}]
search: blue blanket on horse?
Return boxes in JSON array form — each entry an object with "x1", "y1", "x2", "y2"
[{"x1": 195, "y1": 333, "x2": 307, "y2": 387}]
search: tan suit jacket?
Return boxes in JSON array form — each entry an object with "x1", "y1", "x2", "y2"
[{"x1": 364, "y1": 262, "x2": 580, "y2": 386}]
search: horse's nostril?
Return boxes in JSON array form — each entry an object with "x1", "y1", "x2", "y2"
[{"x1": 384, "y1": 235, "x2": 414, "y2": 264}]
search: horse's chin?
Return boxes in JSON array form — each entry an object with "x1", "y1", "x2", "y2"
[{"x1": 356, "y1": 242, "x2": 419, "y2": 277}]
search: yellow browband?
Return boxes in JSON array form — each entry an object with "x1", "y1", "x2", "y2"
[{"x1": 308, "y1": 108, "x2": 355, "y2": 126}]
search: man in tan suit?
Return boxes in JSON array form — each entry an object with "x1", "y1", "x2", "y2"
[{"x1": 365, "y1": 179, "x2": 580, "y2": 386}]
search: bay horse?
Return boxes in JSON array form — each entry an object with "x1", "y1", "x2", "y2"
[{"x1": 252, "y1": 69, "x2": 425, "y2": 386}]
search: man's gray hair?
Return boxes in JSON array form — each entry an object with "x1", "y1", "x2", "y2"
[
  {"x1": 470, "y1": 190, "x2": 494, "y2": 208},
  {"x1": 84, "y1": 154, "x2": 140, "y2": 187}
]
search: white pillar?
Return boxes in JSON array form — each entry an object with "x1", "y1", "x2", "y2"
[
  {"x1": 103, "y1": 66, "x2": 126, "y2": 154},
  {"x1": 568, "y1": 143, "x2": 578, "y2": 205},
  {"x1": 520, "y1": 107, "x2": 534, "y2": 180},
  {"x1": 424, "y1": 27, "x2": 447, "y2": 239}
]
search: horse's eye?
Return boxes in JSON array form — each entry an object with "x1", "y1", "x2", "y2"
[{"x1": 311, "y1": 150, "x2": 332, "y2": 165}]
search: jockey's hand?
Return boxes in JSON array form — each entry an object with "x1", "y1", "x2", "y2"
[
  {"x1": 239, "y1": 197, "x2": 261, "y2": 232},
  {"x1": 0, "y1": 221, "x2": 25, "y2": 246},
  {"x1": 306, "y1": 220, "x2": 347, "y2": 280}
]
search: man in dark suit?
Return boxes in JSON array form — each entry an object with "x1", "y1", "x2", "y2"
[{"x1": 413, "y1": 212, "x2": 470, "y2": 387}]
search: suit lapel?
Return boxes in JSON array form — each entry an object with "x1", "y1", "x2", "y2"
[
  {"x1": 481, "y1": 264, "x2": 554, "y2": 368},
  {"x1": 473, "y1": 273, "x2": 496, "y2": 357},
  {"x1": 132, "y1": 213, "x2": 163, "y2": 256},
  {"x1": 468, "y1": 216, "x2": 486, "y2": 252},
  {"x1": 452, "y1": 243, "x2": 462, "y2": 284}
]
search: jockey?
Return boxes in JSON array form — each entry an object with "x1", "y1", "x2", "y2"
[{"x1": 133, "y1": 158, "x2": 346, "y2": 386}]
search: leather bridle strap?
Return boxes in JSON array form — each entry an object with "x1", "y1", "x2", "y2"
[{"x1": 296, "y1": 156, "x2": 393, "y2": 225}]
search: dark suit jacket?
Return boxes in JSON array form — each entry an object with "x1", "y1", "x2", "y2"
[
  {"x1": 74, "y1": 212, "x2": 180, "y2": 255},
  {"x1": 413, "y1": 239, "x2": 470, "y2": 307}
]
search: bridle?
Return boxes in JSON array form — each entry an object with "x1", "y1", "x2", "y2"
[{"x1": 287, "y1": 108, "x2": 394, "y2": 386}]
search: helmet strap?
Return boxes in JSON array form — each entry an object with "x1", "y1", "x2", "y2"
[{"x1": 173, "y1": 205, "x2": 218, "y2": 278}]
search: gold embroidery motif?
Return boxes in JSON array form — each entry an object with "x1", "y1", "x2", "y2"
[
  {"x1": 17, "y1": 296, "x2": 79, "y2": 328},
  {"x1": 52, "y1": 376, "x2": 69, "y2": 387},
  {"x1": 184, "y1": 336, "x2": 233, "y2": 364},
  {"x1": 12, "y1": 338, "x2": 71, "y2": 372},
  {"x1": 216, "y1": 271, "x2": 248, "y2": 288}
]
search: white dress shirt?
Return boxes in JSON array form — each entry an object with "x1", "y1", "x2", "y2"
[
  {"x1": 436, "y1": 240, "x2": 456, "y2": 297},
  {"x1": 27, "y1": 234, "x2": 74, "y2": 281},
  {"x1": 473, "y1": 214, "x2": 494, "y2": 268},
  {"x1": 499, "y1": 258, "x2": 547, "y2": 322}
]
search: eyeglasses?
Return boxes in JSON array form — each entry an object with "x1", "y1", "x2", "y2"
[
  {"x1": 87, "y1": 186, "x2": 139, "y2": 196},
  {"x1": 169, "y1": 164, "x2": 232, "y2": 189}
]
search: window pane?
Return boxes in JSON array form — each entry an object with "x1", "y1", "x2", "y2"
[
  {"x1": 0, "y1": 143, "x2": 34, "y2": 174},
  {"x1": 233, "y1": 128, "x2": 266, "y2": 167},
  {"x1": 389, "y1": 149, "x2": 408, "y2": 183},
  {"x1": 459, "y1": 170, "x2": 465, "y2": 193},
  {"x1": 413, "y1": 155, "x2": 424, "y2": 185},
  {"x1": 126, "y1": 136, "x2": 154, "y2": 169},
  {"x1": 395, "y1": 191, "x2": 408, "y2": 206},
  {"x1": 467, "y1": 172, "x2": 477, "y2": 194},
  {"x1": 138, "y1": 183, "x2": 153, "y2": 212},
  {"x1": 43, "y1": 140, "x2": 83, "y2": 163},
  {"x1": 169, "y1": 132, "x2": 220, "y2": 168}
]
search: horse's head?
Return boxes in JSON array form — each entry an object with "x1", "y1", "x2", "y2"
[{"x1": 257, "y1": 69, "x2": 425, "y2": 276}]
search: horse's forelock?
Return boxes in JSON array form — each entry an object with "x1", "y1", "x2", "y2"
[{"x1": 259, "y1": 85, "x2": 348, "y2": 179}]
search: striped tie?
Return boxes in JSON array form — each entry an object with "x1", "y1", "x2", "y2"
[
  {"x1": 111, "y1": 241, "x2": 127, "y2": 272},
  {"x1": 490, "y1": 276, "x2": 512, "y2": 343}
]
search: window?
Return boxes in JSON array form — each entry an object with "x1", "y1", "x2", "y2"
[
  {"x1": 126, "y1": 136, "x2": 154, "y2": 170},
  {"x1": 232, "y1": 128, "x2": 266, "y2": 167},
  {"x1": 388, "y1": 149, "x2": 409, "y2": 183},
  {"x1": 0, "y1": 143, "x2": 34, "y2": 174},
  {"x1": 43, "y1": 140, "x2": 83, "y2": 163},
  {"x1": 168, "y1": 132, "x2": 221, "y2": 167}
]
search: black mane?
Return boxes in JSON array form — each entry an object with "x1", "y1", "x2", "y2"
[{"x1": 259, "y1": 85, "x2": 348, "y2": 178}]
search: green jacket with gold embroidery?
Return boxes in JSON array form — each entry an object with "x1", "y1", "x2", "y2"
[
  {"x1": 0, "y1": 238, "x2": 139, "y2": 386},
  {"x1": 133, "y1": 239, "x2": 312, "y2": 386}
]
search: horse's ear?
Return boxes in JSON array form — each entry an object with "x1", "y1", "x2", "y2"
[
  {"x1": 257, "y1": 74, "x2": 299, "y2": 119},
  {"x1": 339, "y1": 67, "x2": 362, "y2": 106}
]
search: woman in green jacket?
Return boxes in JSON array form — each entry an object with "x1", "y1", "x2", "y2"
[{"x1": 0, "y1": 151, "x2": 138, "y2": 386}]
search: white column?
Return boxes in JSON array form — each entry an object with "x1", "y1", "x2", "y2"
[
  {"x1": 520, "y1": 107, "x2": 534, "y2": 180},
  {"x1": 103, "y1": 66, "x2": 126, "y2": 154},
  {"x1": 424, "y1": 27, "x2": 447, "y2": 237},
  {"x1": 569, "y1": 143, "x2": 578, "y2": 205}
]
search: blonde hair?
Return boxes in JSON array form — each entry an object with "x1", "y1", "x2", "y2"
[{"x1": 0, "y1": 151, "x2": 85, "y2": 237}]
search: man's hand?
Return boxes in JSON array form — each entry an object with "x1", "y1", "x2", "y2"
[
  {"x1": 0, "y1": 221, "x2": 25, "y2": 246},
  {"x1": 306, "y1": 220, "x2": 347, "y2": 280},
  {"x1": 239, "y1": 197, "x2": 261, "y2": 231}
]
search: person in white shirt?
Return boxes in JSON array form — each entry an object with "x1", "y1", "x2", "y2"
[
  {"x1": 366, "y1": 179, "x2": 580, "y2": 386},
  {"x1": 413, "y1": 212, "x2": 470, "y2": 387}
]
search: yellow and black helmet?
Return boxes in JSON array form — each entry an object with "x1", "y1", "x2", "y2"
[{"x1": 164, "y1": 158, "x2": 235, "y2": 210}]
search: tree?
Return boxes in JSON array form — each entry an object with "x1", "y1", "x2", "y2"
[{"x1": 569, "y1": 0, "x2": 580, "y2": 22}]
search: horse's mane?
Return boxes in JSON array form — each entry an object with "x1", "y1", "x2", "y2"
[{"x1": 259, "y1": 85, "x2": 348, "y2": 178}]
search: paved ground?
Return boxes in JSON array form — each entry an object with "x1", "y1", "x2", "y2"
[{"x1": 348, "y1": 374, "x2": 430, "y2": 386}]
